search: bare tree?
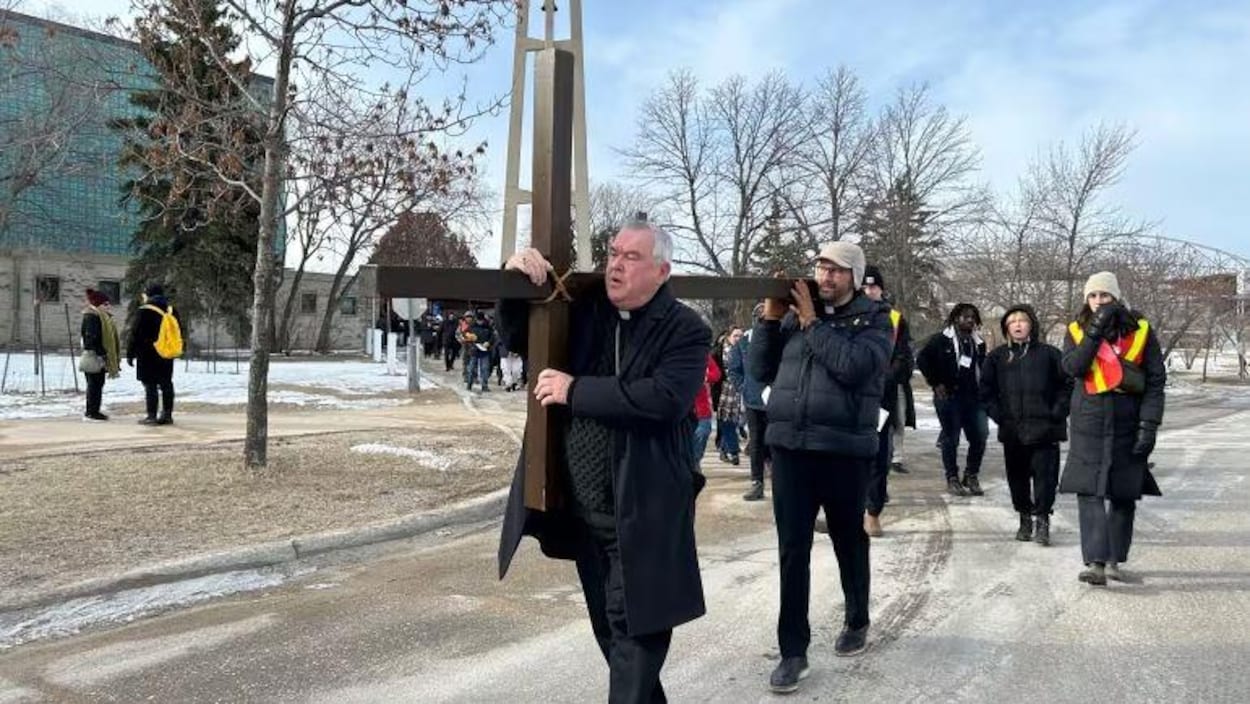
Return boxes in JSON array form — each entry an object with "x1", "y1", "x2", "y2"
[
  {"x1": 276, "y1": 171, "x2": 332, "y2": 354},
  {"x1": 778, "y1": 66, "x2": 875, "y2": 246},
  {"x1": 123, "y1": 0, "x2": 512, "y2": 468},
  {"x1": 871, "y1": 83, "x2": 985, "y2": 237},
  {"x1": 585, "y1": 180, "x2": 658, "y2": 269},
  {"x1": 305, "y1": 92, "x2": 486, "y2": 354},
  {"x1": 623, "y1": 70, "x2": 807, "y2": 276},
  {"x1": 1031, "y1": 123, "x2": 1149, "y2": 314}
]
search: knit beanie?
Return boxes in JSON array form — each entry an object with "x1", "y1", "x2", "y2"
[
  {"x1": 85, "y1": 288, "x2": 109, "y2": 307},
  {"x1": 1082, "y1": 271, "x2": 1122, "y2": 301},
  {"x1": 815, "y1": 241, "x2": 867, "y2": 289}
]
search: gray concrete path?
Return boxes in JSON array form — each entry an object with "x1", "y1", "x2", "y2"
[{"x1": 1, "y1": 396, "x2": 1248, "y2": 702}]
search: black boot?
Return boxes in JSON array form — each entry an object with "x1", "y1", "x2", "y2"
[
  {"x1": 1015, "y1": 513, "x2": 1032, "y2": 541},
  {"x1": 1034, "y1": 515, "x2": 1050, "y2": 546},
  {"x1": 962, "y1": 474, "x2": 984, "y2": 496}
]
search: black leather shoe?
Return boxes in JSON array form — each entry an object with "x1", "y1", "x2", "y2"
[
  {"x1": 768, "y1": 656, "x2": 809, "y2": 694},
  {"x1": 947, "y1": 478, "x2": 968, "y2": 496},
  {"x1": 835, "y1": 624, "x2": 869, "y2": 657},
  {"x1": 890, "y1": 461, "x2": 909, "y2": 474},
  {"x1": 138, "y1": 417, "x2": 159, "y2": 426}
]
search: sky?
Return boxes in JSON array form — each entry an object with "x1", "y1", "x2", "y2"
[{"x1": 20, "y1": 0, "x2": 1250, "y2": 268}]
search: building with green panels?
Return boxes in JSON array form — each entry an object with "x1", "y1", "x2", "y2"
[
  {"x1": 0, "y1": 9, "x2": 150, "y2": 257},
  {"x1": 0, "y1": 10, "x2": 361, "y2": 352}
]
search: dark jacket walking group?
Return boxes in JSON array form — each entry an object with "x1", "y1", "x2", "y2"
[{"x1": 493, "y1": 231, "x2": 1167, "y2": 702}]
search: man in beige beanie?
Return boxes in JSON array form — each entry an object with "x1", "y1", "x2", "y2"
[{"x1": 749, "y1": 240, "x2": 892, "y2": 693}]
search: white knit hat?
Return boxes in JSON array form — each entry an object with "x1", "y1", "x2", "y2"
[
  {"x1": 1083, "y1": 271, "x2": 1122, "y2": 301},
  {"x1": 815, "y1": 241, "x2": 867, "y2": 289}
]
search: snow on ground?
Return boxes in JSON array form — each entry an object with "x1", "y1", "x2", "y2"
[
  {"x1": 0, "y1": 353, "x2": 438, "y2": 420},
  {"x1": 349, "y1": 443, "x2": 454, "y2": 471},
  {"x1": 0, "y1": 567, "x2": 304, "y2": 650}
]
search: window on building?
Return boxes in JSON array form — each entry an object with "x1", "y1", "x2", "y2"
[
  {"x1": 97, "y1": 280, "x2": 122, "y2": 305},
  {"x1": 35, "y1": 276, "x2": 61, "y2": 303},
  {"x1": 301, "y1": 292, "x2": 318, "y2": 314},
  {"x1": 339, "y1": 296, "x2": 358, "y2": 316}
]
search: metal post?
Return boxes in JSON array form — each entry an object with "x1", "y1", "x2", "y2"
[{"x1": 63, "y1": 303, "x2": 79, "y2": 393}]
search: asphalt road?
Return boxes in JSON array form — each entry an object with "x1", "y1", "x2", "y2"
[{"x1": 2, "y1": 394, "x2": 1248, "y2": 703}]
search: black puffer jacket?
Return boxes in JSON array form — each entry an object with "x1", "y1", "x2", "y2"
[
  {"x1": 748, "y1": 292, "x2": 893, "y2": 458},
  {"x1": 979, "y1": 304, "x2": 1072, "y2": 446}
]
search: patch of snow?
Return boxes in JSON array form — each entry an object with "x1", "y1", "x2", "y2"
[
  {"x1": 0, "y1": 568, "x2": 299, "y2": 650},
  {"x1": 0, "y1": 353, "x2": 438, "y2": 419},
  {"x1": 349, "y1": 443, "x2": 453, "y2": 471}
]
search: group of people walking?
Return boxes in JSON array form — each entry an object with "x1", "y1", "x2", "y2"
[{"x1": 492, "y1": 219, "x2": 1165, "y2": 701}]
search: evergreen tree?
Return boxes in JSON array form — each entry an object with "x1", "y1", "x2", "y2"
[
  {"x1": 857, "y1": 174, "x2": 944, "y2": 321},
  {"x1": 368, "y1": 211, "x2": 478, "y2": 268},
  {"x1": 749, "y1": 196, "x2": 811, "y2": 277},
  {"x1": 115, "y1": 0, "x2": 263, "y2": 350}
]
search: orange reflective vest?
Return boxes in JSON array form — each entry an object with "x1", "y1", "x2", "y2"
[{"x1": 1067, "y1": 319, "x2": 1150, "y2": 394}]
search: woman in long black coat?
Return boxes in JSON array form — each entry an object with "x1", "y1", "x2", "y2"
[{"x1": 1059, "y1": 272, "x2": 1165, "y2": 586}]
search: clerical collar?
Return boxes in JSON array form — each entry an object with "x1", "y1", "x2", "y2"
[{"x1": 619, "y1": 310, "x2": 631, "y2": 320}]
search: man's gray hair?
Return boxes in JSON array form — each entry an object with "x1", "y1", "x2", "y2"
[{"x1": 622, "y1": 216, "x2": 673, "y2": 271}]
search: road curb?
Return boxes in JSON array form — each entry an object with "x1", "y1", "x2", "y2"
[{"x1": 0, "y1": 487, "x2": 509, "y2": 615}]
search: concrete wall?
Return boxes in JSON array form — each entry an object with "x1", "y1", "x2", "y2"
[{"x1": 0, "y1": 250, "x2": 374, "y2": 353}]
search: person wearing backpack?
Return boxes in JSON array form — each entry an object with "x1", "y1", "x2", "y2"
[{"x1": 127, "y1": 283, "x2": 182, "y2": 425}]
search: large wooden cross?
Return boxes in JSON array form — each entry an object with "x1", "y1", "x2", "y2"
[{"x1": 362, "y1": 49, "x2": 796, "y2": 511}]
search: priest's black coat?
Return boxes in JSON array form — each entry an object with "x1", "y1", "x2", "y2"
[{"x1": 495, "y1": 281, "x2": 711, "y2": 636}]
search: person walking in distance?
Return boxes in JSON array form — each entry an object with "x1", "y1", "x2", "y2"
[
  {"x1": 917, "y1": 303, "x2": 989, "y2": 497},
  {"x1": 80, "y1": 288, "x2": 121, "y2": 421},
  {"x1": 979, "y1": 304, "x2": 1073, "y2": 545},
  {"x1": 716, "y1": 327, "x2": 745, "y2": 466},
  {"x1": 728, "y1": 312, "x2": 770, "y2": 501},
  {"x1": 749, "y1": 241, "x2": 892, "y2": 694},
  {"x1": 860, "y1": 266, "x2": 914, "y2": 537},
  {"x1": 691, "y1": 350, "x2": 721, "y2": 472},
  {"x1": 126, "y1": 283, "x2": 179, "y2": 426},
  {"x1": 1060, "y1": 272, "x2": 1165, "y2": 585},
  {"x1": 497, "y1": 219, "x2": 710, "y2": 703}
]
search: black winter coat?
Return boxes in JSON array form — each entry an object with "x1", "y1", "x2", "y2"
[
  {"x1": 496, "y1": 282, "x2": 710, "y2": 637},
  {"x1": 882, "y1": 310, "x2": 917, "y2": 429},
  {"x1": 916, "y1": 326, "x2": 988, "y2": 395},
  {"x1": 748, "y1": 292, "x2": 893, "y2": 458},
  {"x1": 126, "y1": 296, "x2": 177, "y2": 384},
  {"x1": 1058, "y1": 310, "x2": 1166, "y2": 500},
  {"x1": 979, "y1": 305, "x2": 1072, "y2": 446},
  {"x1": 81, "y1": 311, "x2": 107, "y2": 357}
]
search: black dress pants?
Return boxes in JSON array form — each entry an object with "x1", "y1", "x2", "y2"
[
  {"x1": 84, "y1": 372, "x2": 105, "y2": 416},
  {"x1": 771, "y1": 447, "x2": 871, "y2": 658},
  {"x1": 865, "y1": 426, "x2": 893, "y2": 516},
  {"x1": 744, "y1": 407, "x2": 769, "y2": 483},
  {"x1": 574, "y1": 513, "x2": 672, "y2": 704},
  {"x1": 142, "y1": 380, "x2": 174, "y2": 419},
  {"x1": 1003, "y1": 442, "x2": 1059, "y2": 515}
]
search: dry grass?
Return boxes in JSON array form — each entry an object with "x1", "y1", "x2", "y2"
[{"x1": 0, "y1": 427, "x2": 516, "y2": 597}]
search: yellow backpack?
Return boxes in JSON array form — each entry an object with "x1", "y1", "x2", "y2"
[{"x1": 142, "y1": 304, "x2": 184, "y2": 359}]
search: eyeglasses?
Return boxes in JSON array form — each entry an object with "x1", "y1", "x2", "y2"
[{"x1": 815, "y1": 263, "x2": 847, "y2": 275}]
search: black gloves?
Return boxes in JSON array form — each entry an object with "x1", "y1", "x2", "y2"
[
  {"x1": 1132, "y1": 422, "x2": 1158, "y2": 457},
  {"x1": 1085, "y1": 303, "x2": 1119, "y2": 340}
]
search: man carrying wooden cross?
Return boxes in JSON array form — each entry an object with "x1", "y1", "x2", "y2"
[{"x1": 496, "y1": 218, "x2": 710, "y2": 703}]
